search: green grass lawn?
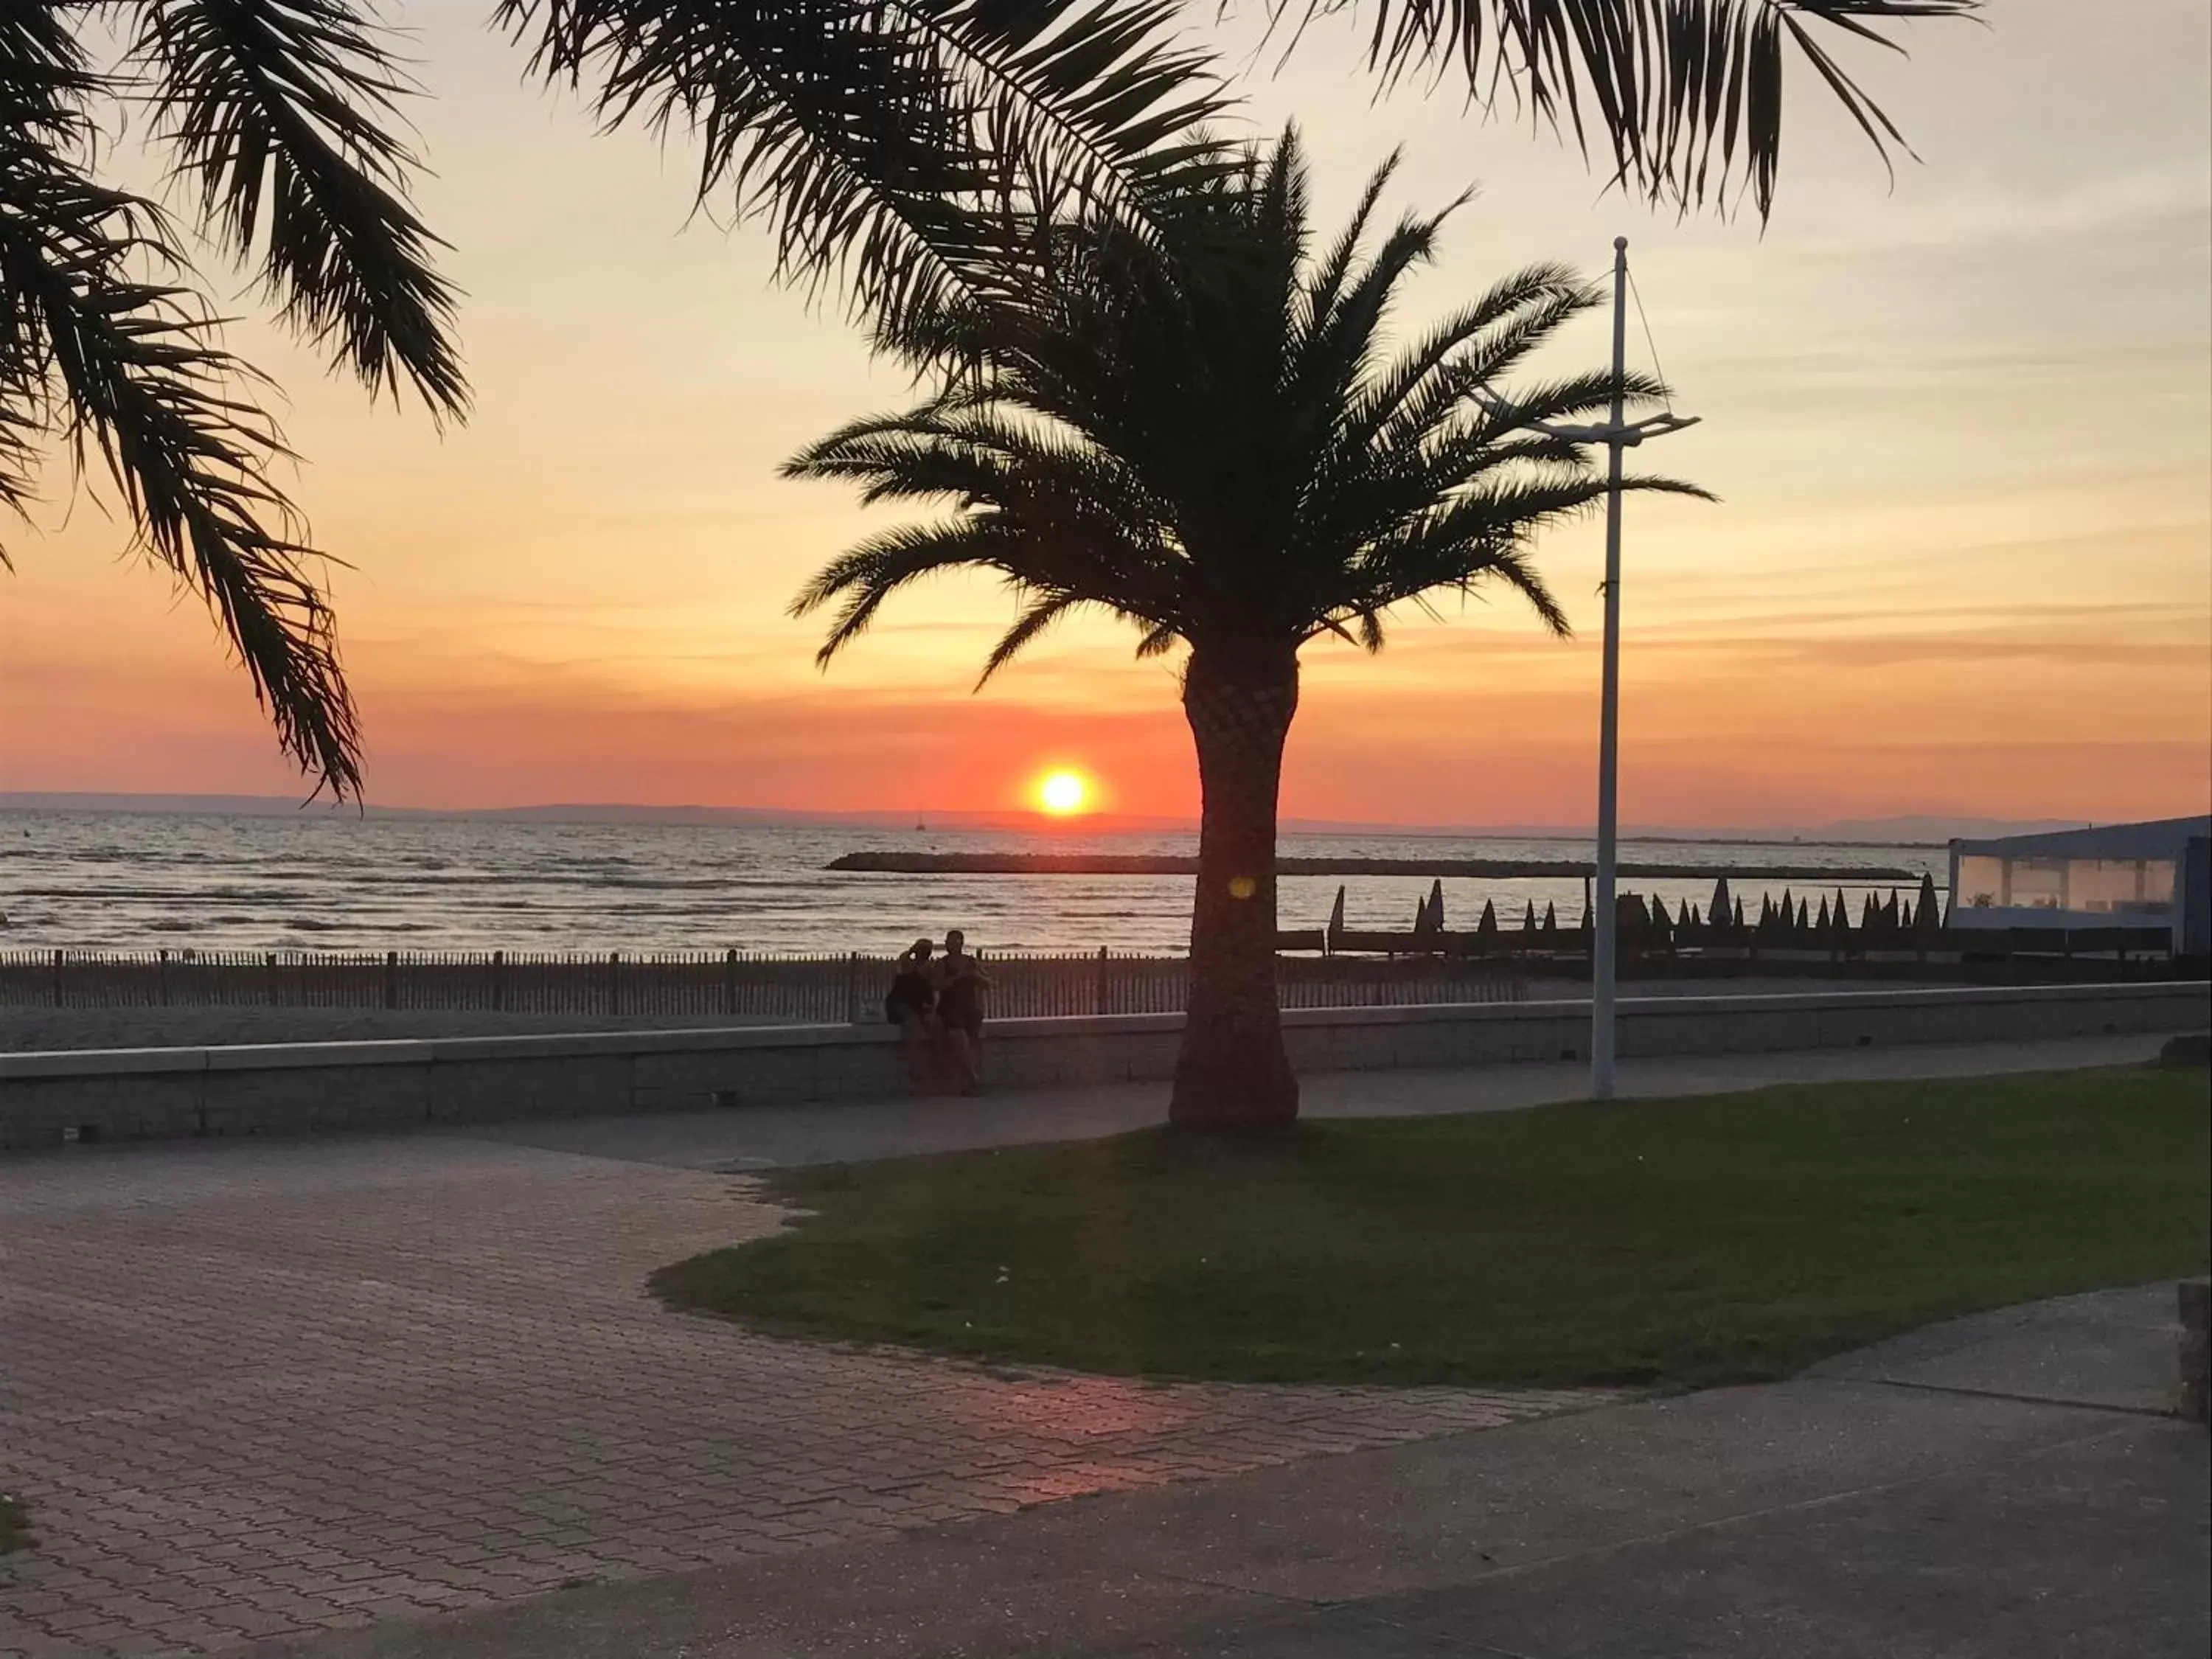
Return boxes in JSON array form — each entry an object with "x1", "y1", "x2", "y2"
[{"x1": 651, "y1": 1068, "x2": 2211, "y2": 1389}]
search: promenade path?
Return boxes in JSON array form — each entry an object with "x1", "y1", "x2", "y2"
[
  {"x1": 0, "y1": 1034, "x2": 2174, "y2": 1657},
  {"x1": 0, "y1": 977, "x2": 1941, "y2": 1052},
  {"x1": 260, "y1": 1284, "x2": 2211, "y2": 1659}
]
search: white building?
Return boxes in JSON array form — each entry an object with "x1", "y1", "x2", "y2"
[{"x1": 1947, "y1": 815, "x2": 2211, "y2": 958}]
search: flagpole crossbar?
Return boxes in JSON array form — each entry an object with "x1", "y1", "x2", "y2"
[{"x1": 1467, "y1": 389, "x2": 1700, "y2": 448}]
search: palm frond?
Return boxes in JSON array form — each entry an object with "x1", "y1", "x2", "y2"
[
  {"x1": 976, "y1": 587, "x2": 1078, "y2": 685},
  {"x1": 498, "y1": 0, "x2": 1234, "y2": 337},
  {"x1": 1310, "y1": 465, "x2": 1708, "y2": 647},
  {"x1": 1291, "y1": 189, "x2": 1454, "y2": 419},
  {"x1": 1296, "y1": 142, "x2": 1401, "y2": 350},
  {"x1": 0, "y1": 0, "x2": 101, "y2": 554},
  {"x1": 133, "y1": 0, "x2": 467, "y2": 417},
  {"x1": 1134, "y1": 619, "x2": 1178, "y2": 656},
  {"x1": 1306, "y1": 362, "x2": 1665, "y2": 575},
  {"x1": 1339, "y1": 260, "x2": 1591, "y2": 453},
  {"x1": 788, "y1": 403, "x2": 1157, "y2": 524},
  {"x1": 796, "y1": 410, "x2": 1082, "y2": 515},
  {"x1": 0, "y1": 136, "x2": 360, "y2": 793},
  {"x1": 789, "y1": 400, "x2": 1193, "y2": 616},
  {"x1": 1330, "y1": 536, "x2": 1574, "y2": 642},
  {"x1": 0, "y1": 0, "x2": 96, "y2": 136},
  {"x1": 788, "y1": 125, "x2": 1712, "y2": 697},
  {"x1": 1322, "y1": 0, "x2": 1978, "y2": 217},
  {"x1": 790, "y1": 516, "x2": 1021, "y2": 661},
  {"x1": 1374, "y1": 467, "x2": 1706, "y2": 587}
]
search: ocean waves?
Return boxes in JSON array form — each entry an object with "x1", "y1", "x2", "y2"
[{"x1": 1, "y1": 810, "x2": 1941, "y2": 957}]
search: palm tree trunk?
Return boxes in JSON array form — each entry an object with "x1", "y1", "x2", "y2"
[{"x1": 1171, "y1": 647, "x2": 1300, "y2": 1130}]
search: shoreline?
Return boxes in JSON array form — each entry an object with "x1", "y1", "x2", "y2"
[{"x1": 829, "y1": 852, "x2": 1925, "y2": 881}]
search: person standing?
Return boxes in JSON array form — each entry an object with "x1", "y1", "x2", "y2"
[
  {"x1": 933, "y1": 928, "x2": 992, "y2": 1095},
  {"x1": 885, "y1": 938, "x2": 938, "y2": 1091}
]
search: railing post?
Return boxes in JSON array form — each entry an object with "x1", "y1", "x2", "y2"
[
  {"x1": 724, "y1": 948, "x2": 738, "y2": 1017},
  {"x1": 383, "y1": 950, "x2": 399, "y2": 1010},
  {"x1": 51, "y1": 948, "x2": 63, "y2": 1009},
  {"x1": 845, "y1": 952, "x2": 863, "y2": 1024},
  {"x1": 158, "y1": 948, "x2": 170, "y2": 1007},
  {"x1": 265, "y1": 951, "x2": 279, "y2": 1006},
  {"x1": 1095, "y1": 946, "x2": 1110, "y2": 1015},
  {"x1": 490, "y1": 950, "x2": 505, "y2": 1012},
  {"x1": 608, "y1": 952, "x2": 621, "y2": 1017}
]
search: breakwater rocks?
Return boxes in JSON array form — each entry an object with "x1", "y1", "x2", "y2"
[{"x1": 827, "y1": 852, "x2": 1920, "y2": 881}]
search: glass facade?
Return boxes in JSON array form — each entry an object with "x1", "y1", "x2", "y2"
[{"x1": 1955, "y1": 853, "x2": 2176, "y2": 916}]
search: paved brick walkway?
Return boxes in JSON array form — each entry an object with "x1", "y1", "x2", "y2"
[{"x1": 0, "y1": 1135, "x2": 1607, "y2": 1657}]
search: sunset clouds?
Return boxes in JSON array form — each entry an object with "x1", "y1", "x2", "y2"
[{"x1": 1, "y1": 0, "x2": 2205, "y2": 828}]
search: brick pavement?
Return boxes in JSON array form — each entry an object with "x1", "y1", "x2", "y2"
[{"x1": 0, "y1": 1135, "x2": 1610, "y2": 1658}]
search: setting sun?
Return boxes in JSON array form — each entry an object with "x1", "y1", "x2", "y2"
[{"x1": 1038, "y1": 771, "x2": 1091, "y2": 815}]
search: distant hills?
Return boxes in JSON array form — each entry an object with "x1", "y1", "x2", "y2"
[
  {"x1": 1803, "y1": 815, "x2": 2089, "y2": 843},
  {"x1": 0, "y1": 791, "x2": 2096, "y2": 845}
]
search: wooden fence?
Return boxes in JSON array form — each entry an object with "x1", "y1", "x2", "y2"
[{"x1": 0, "y1": 949, "x2": 1525, "y2": 1023}]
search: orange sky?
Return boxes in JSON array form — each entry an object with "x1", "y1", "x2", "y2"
[{"x1": 2, "y1": 0, "x2": 2208, "y2": 828}]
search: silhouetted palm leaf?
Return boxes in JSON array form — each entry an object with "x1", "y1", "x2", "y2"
[
  {"x1": 1324, "y1": 0, "x2": 1978, "y2": 216},
  {"x1": 1, "y1": 0, "x2": 460, "y2": 796},
  {"x1": 0, "y1": 137, "x2": 360, "y2": 793},
  {"x1": 134, "y1": 0, "x2": 467, "y2": 416},
  {"x1": 498, "y1": 0, "x2": 1235, "y2": 335},
  {"x1": 789, "y1": 125, "x2": 1705, "y2": 672}
]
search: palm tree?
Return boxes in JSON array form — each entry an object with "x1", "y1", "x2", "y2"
[{"x1": 785, "y1": 128, "x2": 1705, "y2": 1130}]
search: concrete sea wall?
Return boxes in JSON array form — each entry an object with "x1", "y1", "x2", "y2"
[{"x1": 3, "y1": 981, "x2": 2205, "y2": 1152}]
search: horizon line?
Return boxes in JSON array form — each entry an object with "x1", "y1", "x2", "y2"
[{"x1": 0, "y1": 790, "x2": 2101, "y2": 846}]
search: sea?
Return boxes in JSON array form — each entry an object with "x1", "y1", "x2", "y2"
[{"x1": 0, "y1": 810, "x2": 1947, "y2": 959}]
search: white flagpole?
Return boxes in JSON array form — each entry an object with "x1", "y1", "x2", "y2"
[
  {"x1": 1466, "y1": 237, "x2": 1697, "y2": 1102},
  {"x1": 1591, "y1": 236, "x2": 1630, "y2": 1101}
]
